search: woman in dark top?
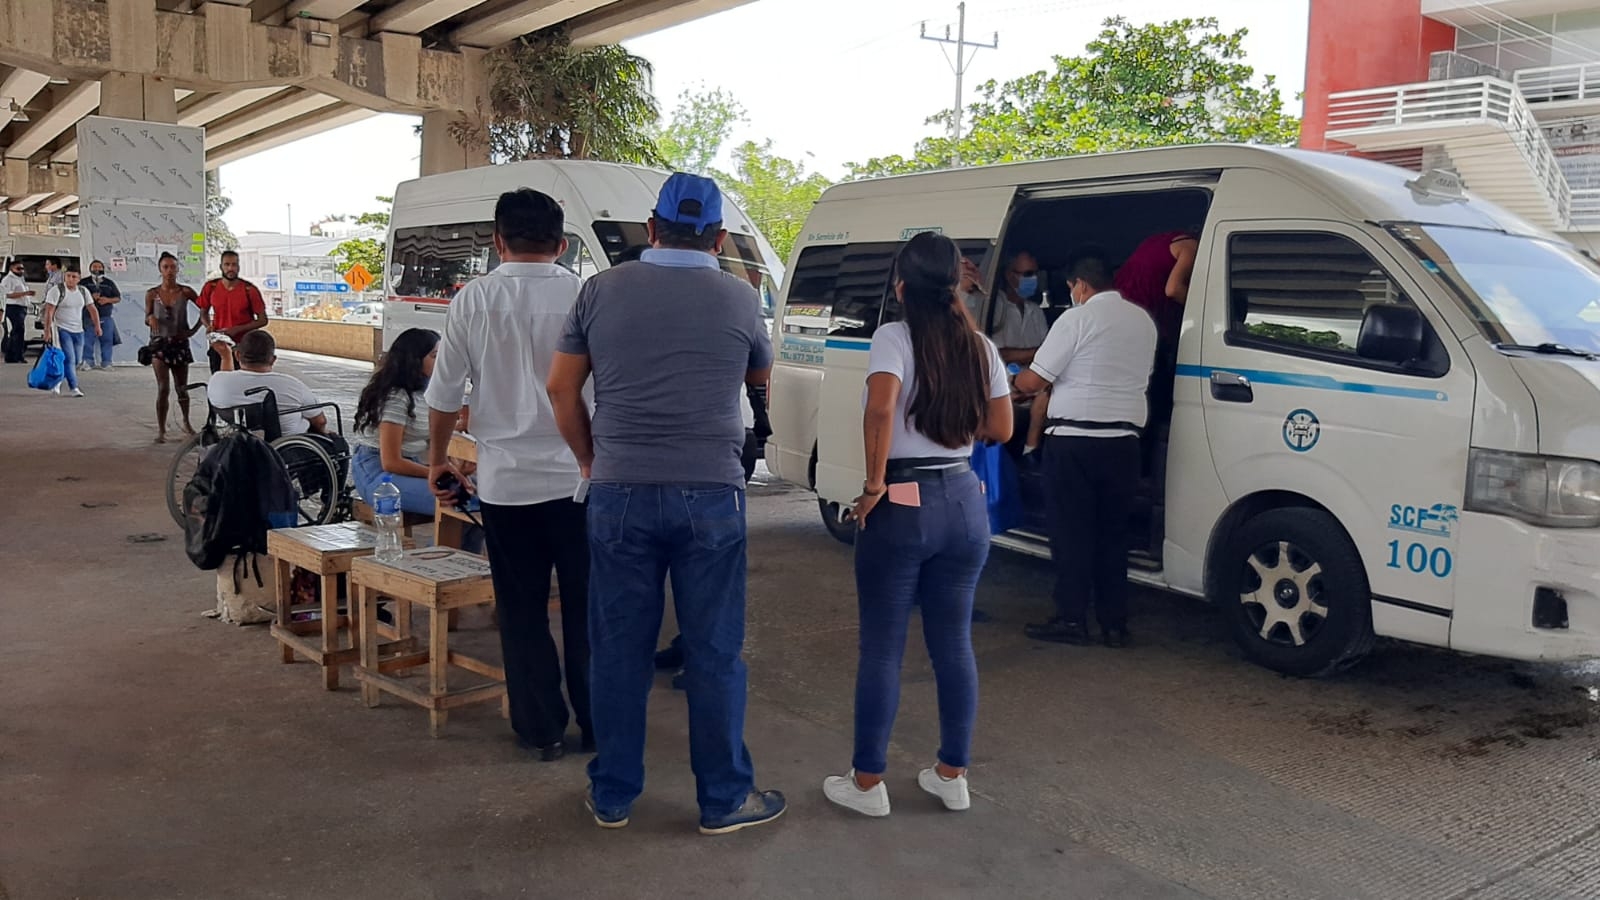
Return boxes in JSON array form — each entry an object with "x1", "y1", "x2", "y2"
[
  {"x1": 144, "y1": 252, "x2": 201, "y2": 443},
  {"x1": 823, "y1": 232, "x2": 1013, "y2": 818}
]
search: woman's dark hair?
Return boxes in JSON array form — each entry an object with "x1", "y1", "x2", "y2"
[
  {"x1": 158, "y1": 251, "x2": 178, "y2": 264},
  {"x1": 895, "y1": 232, "x2": 989, "y2": 449},
  {"x1": 355, "y1": 328, "x2": 439, "y2": 433}
]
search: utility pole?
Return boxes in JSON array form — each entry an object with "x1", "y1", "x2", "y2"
[{"x1": 921, "y1": 2, "x2": 998, "y2": 168}]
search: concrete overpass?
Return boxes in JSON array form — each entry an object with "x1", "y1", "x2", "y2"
[{"x1": 0, "y1": 0, "x2": 753, "y2": 217}]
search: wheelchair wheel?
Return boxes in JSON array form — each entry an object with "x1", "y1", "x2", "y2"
[
  {"x1": 271, "y1": 434, "x2": 342, "y2": 526},
  {"x1": 166, "y1": 433, "x2": 207, "y2": 527}
]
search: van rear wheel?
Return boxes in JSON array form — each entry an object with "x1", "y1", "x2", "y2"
[
  {"x1": 819, "y1": 498, "x2": 856, "y2": 545},
  {"x1": 1217, "y1": 507, "x2": 1375, "y2": 678}
]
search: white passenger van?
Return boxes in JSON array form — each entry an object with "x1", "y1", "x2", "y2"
[
  {"x1": 382, "y1": 159, "x2": 782, "y2": 349},
  {"x1": 767, "y1": 144, "x2": 1600, "y2": 676},
  {"x1": 2, "y1": 231, "x2": 81, "y2": 358}
]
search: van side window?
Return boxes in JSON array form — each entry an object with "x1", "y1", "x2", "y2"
[
  {"x1": 558, "y1": 233, "x2": 596, "y2": 279},
  {"x1": 784, "y1": 243, "x2": 900, "y2": 339},
  {"x1": 389, "y1": 222, "x2": 498, "y2": 299},
  {"x1": 1227, "y1": 232, "x2": 1417, "y2": 360}
]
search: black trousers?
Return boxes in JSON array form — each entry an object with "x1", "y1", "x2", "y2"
[
  {"x1": 1044, "y1": 434, "x2": 1140, "y2": 630},
  {"x1": 4, "y1": 305, "x2": 25, "y2": 362},
  {"x1": 479, "y1": 498, "x2": 592, "y2": 748}
]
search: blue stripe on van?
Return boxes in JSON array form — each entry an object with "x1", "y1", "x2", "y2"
[
  {"x1": 824, "y1": 338, "x2": 872, "y2": 351},
  {"x1": 1175, "y1": 364, "x2": 1448, "y2": 402}
]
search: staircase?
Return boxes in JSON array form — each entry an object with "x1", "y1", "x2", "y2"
[{"x1": 1326, "y1": 76, "x2": 1571, "y2": 231}]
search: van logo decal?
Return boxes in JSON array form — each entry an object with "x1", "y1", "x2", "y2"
[
  {"x1": 1388, "y1": 503, "x2": 1459, "y2": 539},
  {"x1": 1282, "y1": 408, "x2": 1321, "y2": 452},
  {"x1": 899, "y1": 226, "x2": 943, "y2": 240}
]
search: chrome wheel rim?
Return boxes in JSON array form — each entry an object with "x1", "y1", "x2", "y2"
[{"x1": 1239, "y1": 540, "x2": 1328, "y2": 647}]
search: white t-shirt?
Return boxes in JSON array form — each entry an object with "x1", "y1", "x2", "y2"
[
  {"x1": 989, "y1": 296, "x2": 1050, "y2": 350},
  {"x1": 46, "y1": 285, "x2": 93, "y2": 334},
  {"x1": 2, "y1": 272, "x2": 29, "y2": 309},
  {"x1": 353, "y1": 388, "x2": 430, "y2": 457},
  {"x1": 1030, "y1": 291, "x2": 1158, "y2": 438},
  {"x1": 208, "y1": 370, "x2": 323, "y2": 437},
  {"x1": 864, "y1": 321, "x2": 1010, "y2": 460}
]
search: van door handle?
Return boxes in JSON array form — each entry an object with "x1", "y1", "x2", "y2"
[{"x1": 1210, "y1": 370, "x2": 1254, "y2": 403}]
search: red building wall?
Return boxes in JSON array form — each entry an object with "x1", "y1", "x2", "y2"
[{"x1": 1301, "y1": 0, "x2": 1457, "y2": 149}]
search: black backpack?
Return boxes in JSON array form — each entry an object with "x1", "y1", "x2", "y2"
[{"x1": 183, "y1": 430, "x2": 297, "y2": 576}]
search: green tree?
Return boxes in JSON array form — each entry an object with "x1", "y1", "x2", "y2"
[
  {"x1": 450, "y1": 27, "x2": 662, "y2": 165},
  {"x1": 847, "y1": 17, "x2": 1299, "y2": 178},
  {"x1": 656, "y1": 87, "x2": 745, "y2": 174},
  {"x1": 332, "y1": 237, "x2": 385, "y2": 282},
  {"x1": 205, "y1": 171, "x2": 237, "y2": 251},
  {"x1": 715, "y1": 140, "x2": 831, "y2": 264},
  {"x1": 356, "y1": 196, "x2": 392, "y2": 229}
]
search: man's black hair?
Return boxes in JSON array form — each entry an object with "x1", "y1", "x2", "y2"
[
  {"x1": 65, "y1": 264, "x2": 80, "y2": 275},
  {"x1": 494, "y1": 188, "x2": 564, "y2": 255},
  {"x1": 653, "y1": 218, "x2": 722, "y2": 252},
  {"x1": 1068, "y1": 248, "x2": 1115, "y2": 292},
  {"x1": 220, "y1": 249, "x2": 240, "y2": 261}
]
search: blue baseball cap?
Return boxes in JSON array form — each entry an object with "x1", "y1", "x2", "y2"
[{"x1": 653, "y1": 173, "x2": 724, "y2": 235}]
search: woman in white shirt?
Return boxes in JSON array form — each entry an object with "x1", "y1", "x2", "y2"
[
  {"x1": 42, "y1": 268, "x2": 101, "y2": 398},
  {"x1": 823, "y1": 232, "x2": 1013, "y2": 819}
]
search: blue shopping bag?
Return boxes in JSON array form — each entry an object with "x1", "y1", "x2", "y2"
[
  {"x1": 970, "y1": 441, "x2": 1022, "y2": 535},
  {"x1": 27, "y1": 345, "x2": 65, "y2": 391}
]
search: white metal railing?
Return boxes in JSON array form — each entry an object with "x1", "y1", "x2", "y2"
[
  {"x1": 1328, "y1": 76, "x2": 1571, "y2": 226},
  {"x1": 1515, "y1": 61, "x2": 1600, "y2": 105}
]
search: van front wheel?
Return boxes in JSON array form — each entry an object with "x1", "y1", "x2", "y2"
[
  {"x1": 1218, "y1": 508, "x2": 1375, "y2": 678},
  {"x1": 819, "y1": 498, "x2": 856, "y2": 545}
]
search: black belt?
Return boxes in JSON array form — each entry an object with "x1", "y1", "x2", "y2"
[
  {"x1": 885, "y1": 456, "x2": 972, "y2": 481},
  {"x1": 1044, "y1": 418, "x2": 1143, "y2": 437}
]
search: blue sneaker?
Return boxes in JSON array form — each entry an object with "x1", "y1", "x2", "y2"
[
  {"x1": 698, "y1": 789, "x2": 787, "y2": 835},
  {"x1": 585, "y1": 789, "x2": 630, "y2": 829}
]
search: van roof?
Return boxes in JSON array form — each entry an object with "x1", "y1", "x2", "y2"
[{"x1": 816, "y1": 144, "x2": 1548, "y2": 237}]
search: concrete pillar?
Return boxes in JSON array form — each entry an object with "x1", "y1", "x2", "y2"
[
  {"x1": 99, "y1": 72, "x2": 179, "y2": 124},
  {"x1": 420, "y1": 109, "x2": 489, "y2": 176}
]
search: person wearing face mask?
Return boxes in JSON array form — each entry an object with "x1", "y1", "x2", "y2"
[
  {"x1": 1012, "y1": 252, "x2": 1156, "y2": 650},
  {"x1": 986, "y1": 251, "x2": 1050, "y2": 366},
  {"x1": 83, "y1": 260, "x2": 122, "y2": 369}
]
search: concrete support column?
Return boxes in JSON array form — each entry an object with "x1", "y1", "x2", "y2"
[
  {"x1": 99, "y1": 72, "x2": 179, "y2": 124},
  {"x1": 420, "y1": 109, "x2": 489, "y2": 176}
]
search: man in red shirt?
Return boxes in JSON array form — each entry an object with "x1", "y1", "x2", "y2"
[{"x1": 198, "y1": 249, "x2": 267, "y2": 372}]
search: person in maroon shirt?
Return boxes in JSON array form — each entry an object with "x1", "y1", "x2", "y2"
[
  {"x1": 198, "y1": 250, "x2": 267, "y2": 373},
  {"x1": 1113, "y1": 230, "x2": 1199, "y2": 442}
]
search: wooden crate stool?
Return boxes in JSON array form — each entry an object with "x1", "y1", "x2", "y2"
[
  {"x1": 267, "y1": 522, "x2": 416, "y2": 690},
  {"x1": 351, "y1": 497, "x2": 431, "y2": 537},
  {"x1": 351, "y1": 549, "x2": 507, "y2": 737}
]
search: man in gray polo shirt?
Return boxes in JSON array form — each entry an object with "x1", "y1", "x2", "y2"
[{"x1": 548, "y1": 173, "x2": 783, "y2": 836}]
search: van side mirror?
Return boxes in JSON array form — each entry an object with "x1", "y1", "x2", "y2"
[{"x1": 1357, "y1": 304, "x2": 1425, "y2": 365}]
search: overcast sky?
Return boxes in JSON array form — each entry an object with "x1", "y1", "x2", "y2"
[{"x1": 219, "y1": 0, "x2": 1311, "y2": 235}]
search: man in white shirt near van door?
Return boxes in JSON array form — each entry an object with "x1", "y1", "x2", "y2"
[
  {"x1": 425, "y1": 188, "x2": 593, "y2": 763},
  {"x1": 3, "y1": 258, "x2": 36, "y2": 364},
  {"x1": 1013, "y1": 252, "x2": 1156, "y2": 650}
]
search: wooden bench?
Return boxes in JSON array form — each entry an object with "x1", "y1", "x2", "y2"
[
  {"x1": 266, "y1": 523, "x2": 416, "y2": 690},
  {"x1": 352, "y1": 548, "x2": 507, "y2": 737},
  {"x1": 351, "y1": 498, "x2": 431, "y2": 537}
]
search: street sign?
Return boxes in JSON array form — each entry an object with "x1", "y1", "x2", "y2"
[
  {"x1": 294, "y1": 281, "x2": 349, "y2": 293},
  {"x1": 343, "y1": 263, "x2": 374, "y2": 293}
]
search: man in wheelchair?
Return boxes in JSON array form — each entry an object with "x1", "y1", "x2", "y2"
[{"x1": 208, "y1": 330, "x2": 350, "y2": 522}]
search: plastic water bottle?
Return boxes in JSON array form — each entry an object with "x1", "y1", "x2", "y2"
[{"x1": 373, "y1": 475, "x2": 404, "y2": 563}]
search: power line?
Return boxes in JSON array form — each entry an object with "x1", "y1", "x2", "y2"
[{"x1": 921, "y1": 2, "x2": 999, "y2": 167}]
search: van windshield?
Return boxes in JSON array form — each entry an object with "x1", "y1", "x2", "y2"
[{"x1": 1391, "y1": 224, "x2": 1600, "y2": 354}]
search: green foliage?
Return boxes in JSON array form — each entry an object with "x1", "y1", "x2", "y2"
[
  {"x1": 1246, "y1": 322, "x2": 1347, "y2": 350},
  {"x1": 847, "y1": 17, "x2": 1300, "y2": 178},
  {"x1": 205, "y1": 171, "x2": 237, "y2": 252},
  {"x1": 355, "y1": 196, "x2": 392, "y2": 229},
  {"x1": 453, "y1": 28, "x2": 663, "y2": 165},
  {"x1": 715, "y1": 141, "x2": 831, "y2": 265},
  {"x1": 656, "y1": 88, "x2": 745, "y2": 175},
  {"x1": 332, "y1": 237, "x2": 385, "y2": 282}
]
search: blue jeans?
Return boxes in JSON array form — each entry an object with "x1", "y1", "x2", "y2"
[
  {"x1": 586, "y1": 482, "x2": 755, "y2": 817},
  {"x1": 350, "y1": 445, "x2": 435, "y2": 515},
  {"x1": 57, "y1": 330, "x2": 84, "y2": 389},
  {"x1": 92, "y1": 317, "x2": 117, "y2": 367},
  {"x1": 852, "y1": 467, "x2": 989, "y2": 774}
]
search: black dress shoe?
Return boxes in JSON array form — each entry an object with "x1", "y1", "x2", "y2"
[
  {"x1": 1024, "y1": 618, "x2": 1092, "y2": 645},
  {"x1": 580, "y1": 733, "x2": 597, "y2": 754},
  {"x1": 1102, "y1": 627, "x2": 1131, "y2": 649},
  {"x1": 517, "y1": 737, "x2": 566, "y2": 762},
  {"x1": 671, "y1": 669, "x2": 686, "y2": 691},
  {"x1": 654, "y1": 639, "x2": 685, "y2": 670}
]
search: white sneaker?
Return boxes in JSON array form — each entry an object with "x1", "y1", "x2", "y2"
[
  {"x1": 71, "y1": 388, "x2": 85, "y2": 398},
  {"x1": 823, "y1": 770, "x2": 891, "y2": 817},
  {"x1": 918, "y1": 767, "x2": 971, "y2": 811}
]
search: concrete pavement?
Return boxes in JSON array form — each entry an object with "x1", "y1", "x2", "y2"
[{"x1": 3, "y1": 356, "x2": 1600, "y2": 899}]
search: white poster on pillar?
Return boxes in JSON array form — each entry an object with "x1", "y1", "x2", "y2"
[
  {"x1": 77, "y1": 116, "x2": 207, "y2": 366},
  {"x1": 78, "y1": 117, "x2": 205, "y2": 207}
]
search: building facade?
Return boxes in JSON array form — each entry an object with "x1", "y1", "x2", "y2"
[{"x1": 1304, "y1": 0, "x2": 1600, "y2": 238}]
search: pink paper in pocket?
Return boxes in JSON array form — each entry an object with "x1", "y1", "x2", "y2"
[{"x1": 886, "y1": 481, "x2": 922, "y2": 508}]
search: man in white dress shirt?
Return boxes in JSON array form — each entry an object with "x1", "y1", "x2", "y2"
[{"x1": 1013, "y1": 253, "x2": 1157, "y2": 649}]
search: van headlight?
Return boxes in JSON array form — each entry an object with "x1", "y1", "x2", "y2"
[{"x1": 1466, "y1": 449, "x2": 1600, "y2": 528}]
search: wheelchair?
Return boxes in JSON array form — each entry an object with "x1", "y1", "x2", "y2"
[{"x1": 165, "y1": 383, "x2": 353, "y2": 528}]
